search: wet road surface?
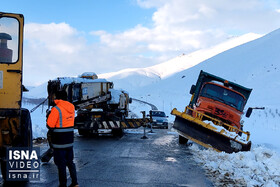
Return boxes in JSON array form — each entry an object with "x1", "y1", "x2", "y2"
[{"x1": 2, "y1": 129, "x2": 213, "y2": 187}]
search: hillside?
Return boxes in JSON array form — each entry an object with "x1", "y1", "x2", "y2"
[
  {"x1": 129, "y1": 28, "x2": 280, "y2": 110},
  {"x1": 98, "y1": 33, "x2": 261, "y2": 91},
  {"x1": 24, "y1": 33, "x2": 261, "y2": 99}
]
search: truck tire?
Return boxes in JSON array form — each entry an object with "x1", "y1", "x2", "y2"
[
  {"x1": 179, "y1": 135, "x2": 188, "y2": 144},
  {"x1": 20, "y1": 108, "x2": 33, "y2": 147}
]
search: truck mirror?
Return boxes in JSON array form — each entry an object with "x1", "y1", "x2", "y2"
[
  {"x1": 22, "y1": 85, "x2": 29, "y2": 92},
  {"x1": 246, "y1": 107, "x2": 253, "y2": 118},
  {"x1": 129, "y1": 98, "x2": 132, "y2": 103},
  {"x1": 190, "y1": 85, "x2": 196, "y2": 95}
]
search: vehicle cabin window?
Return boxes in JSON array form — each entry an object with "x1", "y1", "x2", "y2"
[
  {"x1": 0, "y1": 17, "x2": 19, "y2": 63},
  {"x1": 72, "y1": 84, "x2": 81, "y2": 102},
  {"x1": 151, "y1": 111, "x2": 166, "y2": 117},
  {"x1": 200, "y1": 83, "x2": 245, "y2": 111}
]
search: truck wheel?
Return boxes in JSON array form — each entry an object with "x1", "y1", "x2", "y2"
[
  {"x1": 179, "y1": 135, "x2": 188, "y2": 144},
  {"x1": 20, "y1": 108, "x2": 33, "y2": 147}
]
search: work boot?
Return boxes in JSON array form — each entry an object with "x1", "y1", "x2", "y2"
[{"x1": 68, "y1": 183, "x2": 79, "y2": 187}]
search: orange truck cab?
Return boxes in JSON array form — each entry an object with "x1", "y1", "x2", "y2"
[{"x1": 189, "y1": 71, "x2": 252, "y2": 133}]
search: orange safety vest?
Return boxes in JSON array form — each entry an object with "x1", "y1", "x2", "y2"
[{"x1": 47, "y1": 100, "x2": 75, "y2": 148}]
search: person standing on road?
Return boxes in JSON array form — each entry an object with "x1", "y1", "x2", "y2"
[{"x1": 47, "y1": 90, "x2": 79, "y2": 187}]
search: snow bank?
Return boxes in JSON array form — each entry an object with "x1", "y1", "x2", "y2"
[
  {"x1": 190, "y1": 144, "x2": 280, "y2": 187},
  {"x1": 22, "y1": 102, "x2": 48, "y2": 138}
]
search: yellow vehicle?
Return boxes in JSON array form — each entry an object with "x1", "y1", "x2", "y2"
[{"x1": 0, "y1": 12, "x2": 32, "y2": 180}]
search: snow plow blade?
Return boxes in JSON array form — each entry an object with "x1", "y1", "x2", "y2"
[{"x1": 171, "y1": 108, "x2": 251, "y2": 153}]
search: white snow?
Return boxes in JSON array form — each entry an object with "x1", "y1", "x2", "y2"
[
  {"x1": 58, "y1": 77, "x2": 109, "y2": 86},
  {"x1": 23, "y1": 77, "x2": 110, "y2": 99},
  {"x1": 190, "y1": 144, "x2": 280, "y2": 186},
  {"x1": 24, "y1": 30, "x2": 280, "y2": 186},
  {"x1": 22, "y1": 101, "x2": 48, "y2": 138},
  {"x1": 107, "y1": 88, "x2": 125, "y2": 104},
  {"x1": 203, "y1": 120, "x2": 249, "y2": 144},
  {"x1": 99, "y1": 33, "x2": 261, "y2": 81}
]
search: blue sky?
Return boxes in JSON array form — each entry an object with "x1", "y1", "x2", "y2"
[
  {"x1": 2, "y1": 0, "x2": 154, "y2": 32},
  {"x1": 2, "y1": 0, "x2": 280, "y2": 86}
]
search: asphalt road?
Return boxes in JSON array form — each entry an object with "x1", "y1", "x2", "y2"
[{"x1": 2, "y1": 129, "x2": 213, "y2": 187}]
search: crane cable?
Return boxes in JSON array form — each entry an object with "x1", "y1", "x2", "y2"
[{"x1": 30, "y1": 97, "x2": 48, "y2": 113}]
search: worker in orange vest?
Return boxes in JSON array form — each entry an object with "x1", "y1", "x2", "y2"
[{"x1": 47, "y1": 90, "x2": 78, "y2": 187}]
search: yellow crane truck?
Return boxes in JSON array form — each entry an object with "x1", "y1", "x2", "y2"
[{"x1": 0, "y1": 12, "x2": 33, "y2": 179}]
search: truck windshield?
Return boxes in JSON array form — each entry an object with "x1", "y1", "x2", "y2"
[
  {"x1": 151, "y1": 111, "x2": 166, "y2": 117},
  {"x1": 200, "y1": 83, "x2": 245, "y2": 111},
  {"x1": 0, "y1": 17, "x2": 19, "y2": 63}
]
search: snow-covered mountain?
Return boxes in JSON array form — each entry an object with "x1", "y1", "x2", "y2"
[
  {"x1": 24, "y1": 32, "x2": 261, "y2": 99},
  {"x1": 98, "y1": 33, "x2": 261, "y2": 90},
  {"x1": 129, "y1": 28, "x2": 280, "y2": 110}
]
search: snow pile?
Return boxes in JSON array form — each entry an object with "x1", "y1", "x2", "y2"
[
  {"x1": 190, "y1": 144, "x2": 280, "y2": 187},
  {"x1": 243, "y1": 106, "x2": 280, "y2": 153},
  {"x1": 24, "y1": 82, "x2": 48, "y2": 99},
  {"x1": 204, "y1": 120, "x2": 249, "y2": 144},
  {"x1": 22, "y1": 102, "x2": 48, "y2": 138}
]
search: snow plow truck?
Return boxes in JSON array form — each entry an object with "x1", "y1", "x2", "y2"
[
  {"x1": 47, "y1": 73, "x2": 149, "y2": 137},
  {"x1": 171, "y1": 70, "x2": 253, "y2": 153}
]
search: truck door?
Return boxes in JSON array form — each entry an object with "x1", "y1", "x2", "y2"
[{"x1": 0, "y1": 13, "x2": 24, "y2": 111}]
